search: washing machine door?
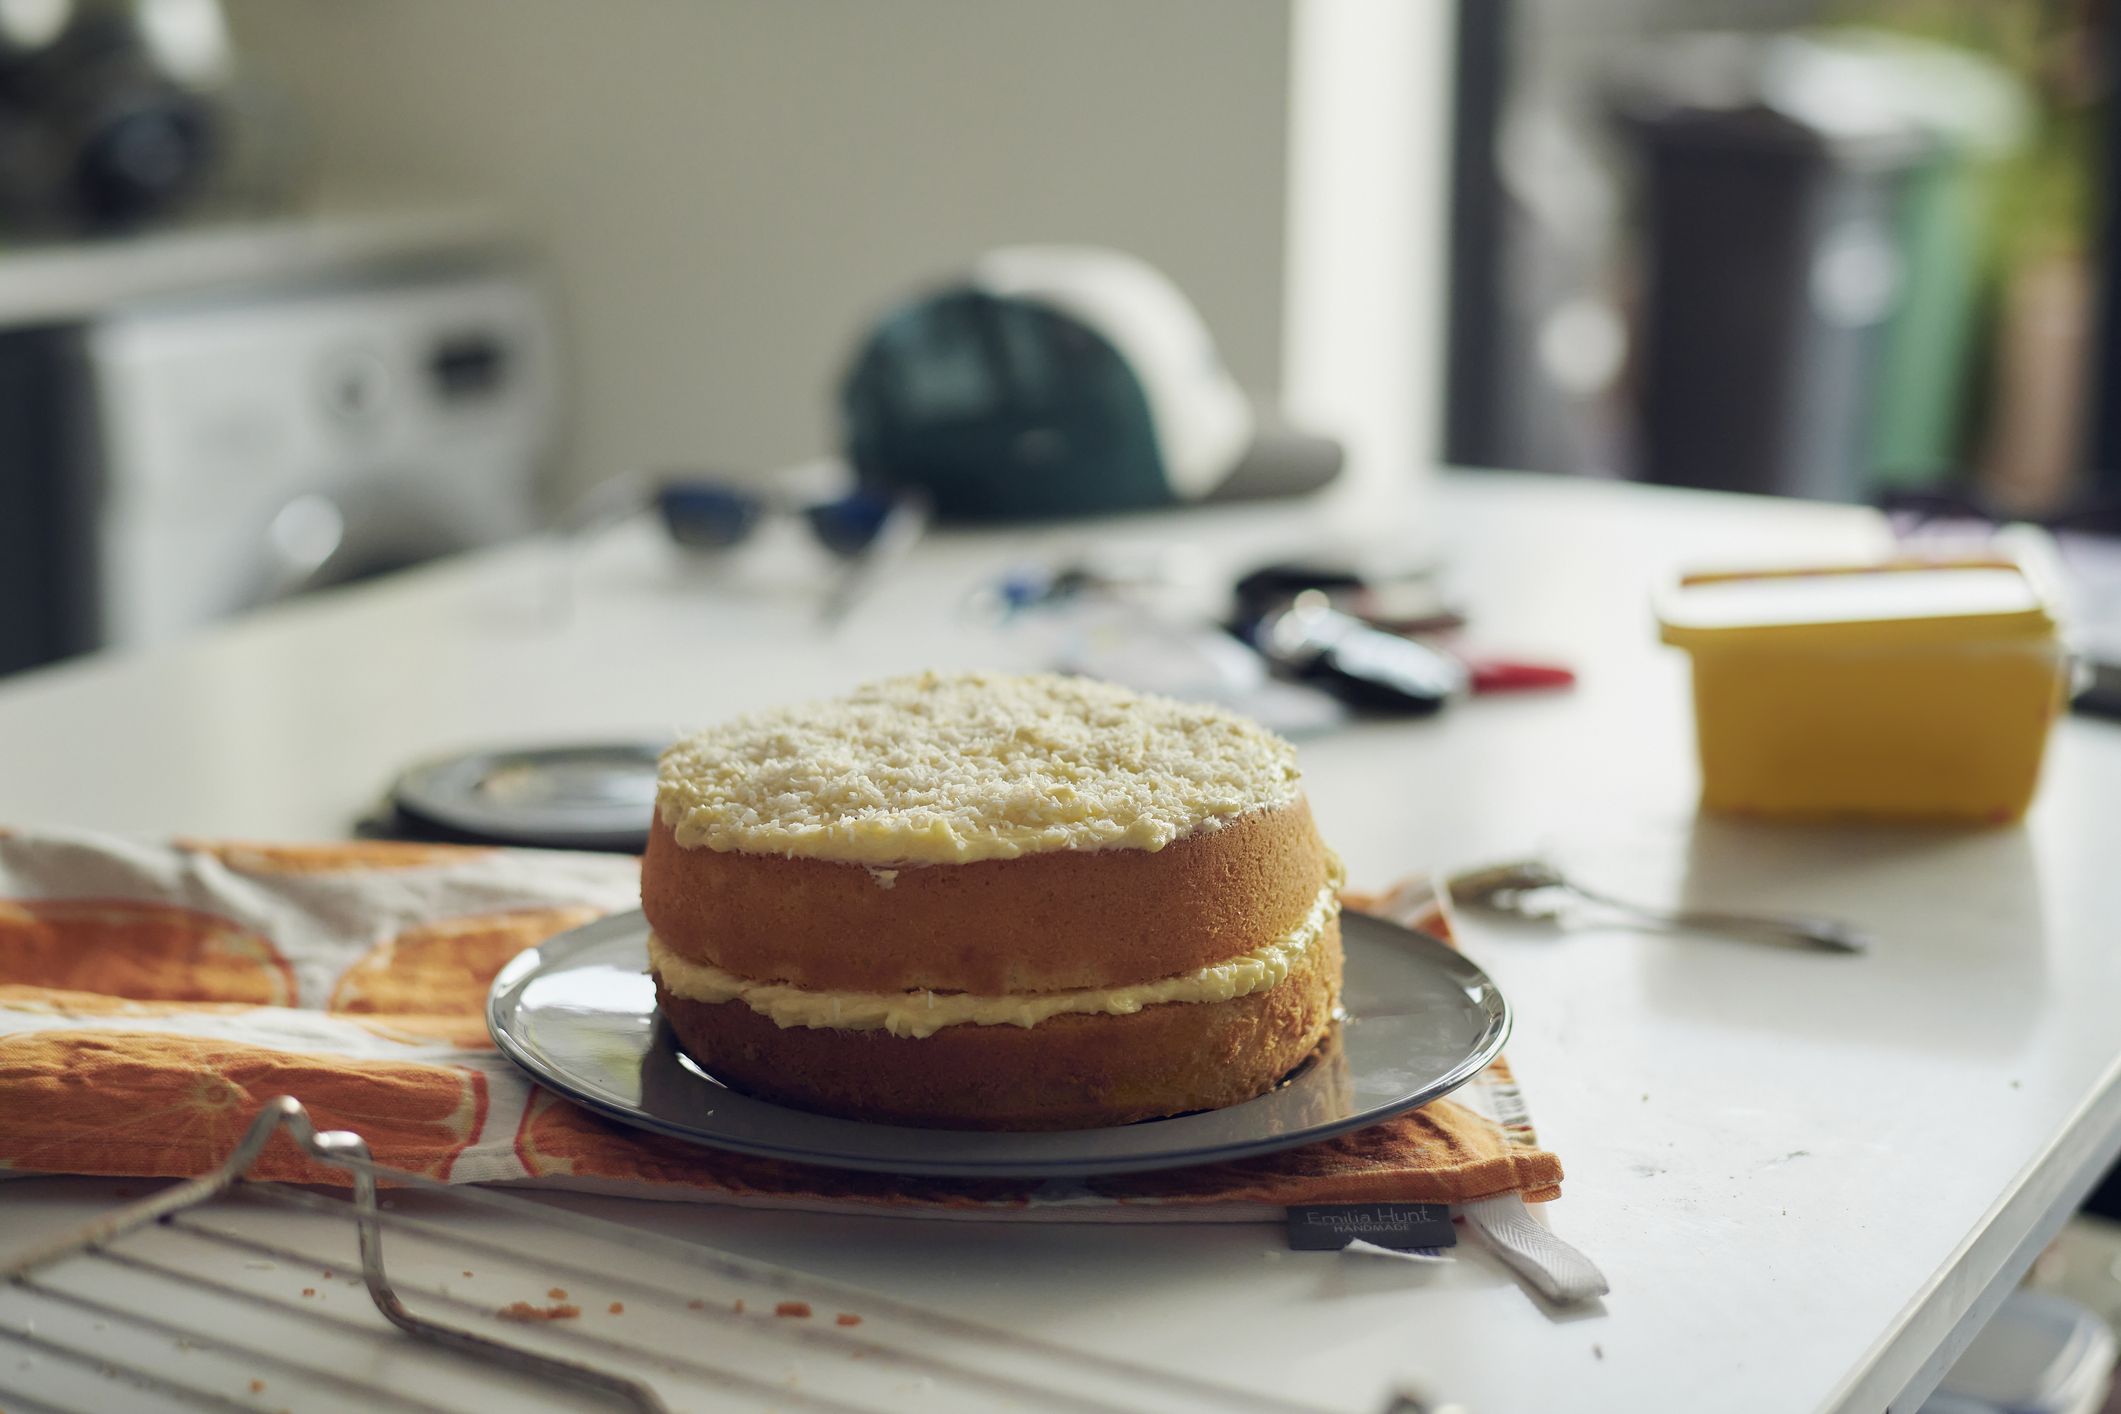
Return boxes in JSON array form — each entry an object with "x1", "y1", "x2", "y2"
[
  {"x1": 87, "y1": 265, "x2": 555, "y2": 650},
  {"x1": 249, "y1": 478, "x2": 497, "y2": 606}
]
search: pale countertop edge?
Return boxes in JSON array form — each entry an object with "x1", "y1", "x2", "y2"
[{"x1": 1831, "y1": 1051, "x2": 2121, "y2": 1413}]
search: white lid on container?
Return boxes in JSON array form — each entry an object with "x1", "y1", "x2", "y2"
[{"x1": 1658, "y1": 559, "x2": 2058, "y2": 650}]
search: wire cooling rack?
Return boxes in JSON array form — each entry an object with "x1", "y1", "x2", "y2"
[{"x1": 0, "y1": 1096, "x2": 1399, "y2": 1414}]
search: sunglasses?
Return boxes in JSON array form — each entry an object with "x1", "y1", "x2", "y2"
[
  {"x1": 552, "y1": 473, "x2": 928, "y2": 629},
  {"x1": 654, "y1": 480, "x2": 919, "y2": 558}
]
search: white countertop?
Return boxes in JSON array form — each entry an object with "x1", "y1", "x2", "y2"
[{"x1": 4, "y1": 471, "x2": 2119, "y2": 1412}]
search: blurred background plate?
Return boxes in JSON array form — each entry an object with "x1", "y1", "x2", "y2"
[{"x1": 390, "y1": 741, "x2": 664, "y2": 852}]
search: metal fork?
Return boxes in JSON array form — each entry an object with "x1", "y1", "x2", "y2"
[{"x1": 1447, "y1": 859, "x2": 1872, "y2": 954}]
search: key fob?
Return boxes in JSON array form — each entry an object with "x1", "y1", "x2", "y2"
[{"x1": 1251, "y1": 594, "x2": 1467, "y2": 714}]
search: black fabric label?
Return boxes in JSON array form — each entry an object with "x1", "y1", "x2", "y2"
[{"x1": 1286, "y1": 1203, "x2": 1457, "y2": 1251}]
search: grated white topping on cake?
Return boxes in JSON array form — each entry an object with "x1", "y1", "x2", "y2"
[{"x1": 656, "y1": 670, "x2": 1303, "y2": 865}]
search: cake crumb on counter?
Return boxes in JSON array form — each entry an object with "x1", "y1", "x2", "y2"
[
  {"x1": 498, "y1": 1301, "x2": 581, "y2": 1323},
  {"x1": 608, "y1": 1301, "x2": 624, "y2": 1315},
  {"x1": 547, "y1": 1287, "x2": 567, "y2": 1300},
  {"x1": 836, "y1": 1313, "x2": 862, "y2": 1327},
  {"x1": 775, "y1": 1301, "x2": 812, "y2": 1319}
]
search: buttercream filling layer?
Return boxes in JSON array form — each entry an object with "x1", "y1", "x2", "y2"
[{"x1": 648, "y1": 877, "x2": 1343, "y2": 1040}]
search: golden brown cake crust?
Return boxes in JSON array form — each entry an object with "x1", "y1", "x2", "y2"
[
  {"x1": 641, "y1": 798, "x2": 1332, "y2": 994},
  {"x1": 652, "y1": 917, "x2": 1341, "y2": 1130}
]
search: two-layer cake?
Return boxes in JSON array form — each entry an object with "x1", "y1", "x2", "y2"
[{"x1": 642, "y1": 671, "x2": 1343, "y2": 1130}]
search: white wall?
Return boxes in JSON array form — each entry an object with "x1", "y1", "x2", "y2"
[
  {"x1": 223, "y1": 0, "x2": 1297, "y2": 504},
  {"x1": 1284, "y1": 0, "x2": 1454, "y2": 512}
]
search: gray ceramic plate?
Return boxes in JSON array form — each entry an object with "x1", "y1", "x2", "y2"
[
  {"x1": 487, "y1": 909, "x2": 1510, "y2": 1179},
  {"x1": 391, "y1": 742, "x2": 665, "y2": 851}
]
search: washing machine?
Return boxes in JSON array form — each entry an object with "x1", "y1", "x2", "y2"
[{"x1": 0, "y1": 247, "x2": 557, "y2": 674}]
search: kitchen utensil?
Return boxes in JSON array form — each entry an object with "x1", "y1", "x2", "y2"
[{"x1": 1448, "y1": 859, "x2": 1872, "y2": 954}]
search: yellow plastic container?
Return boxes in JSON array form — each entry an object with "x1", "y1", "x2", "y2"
[{"x1": 1656, "y1": 559, "x2": 2069, "y2": 823}]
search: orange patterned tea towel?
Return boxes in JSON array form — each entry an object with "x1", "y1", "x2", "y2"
[{"x1": 0, "y1": 829, "x2": 1563, "y2": 1219}]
